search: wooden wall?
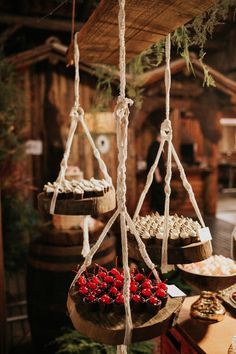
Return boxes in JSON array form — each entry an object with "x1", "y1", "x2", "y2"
[{"x1": 133, "y1": 90, "x2": 222, "y2": 217}]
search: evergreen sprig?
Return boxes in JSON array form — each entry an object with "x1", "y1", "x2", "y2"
[
  {"x1": 93, "y1": 0, "x2": 236, "y2": 110},
  {"x1": 0, "y1": 54, "x2": 40, "y2": 273},
  {"x1": 0, "y1": 56, "x2": 25, "y2": 179},
  {"x1": 2, "y1": 194, "x2": 39, "y2": 273},
  {"x1": 53, "y1": 330, "x2": 154, "y2": 354}
]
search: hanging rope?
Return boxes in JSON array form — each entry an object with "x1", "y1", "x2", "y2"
[
  {"x1": 70, "y1": 0, "x2": 76, "y2": 44},
  {"x1": 68, "y1": 2, "x2": 168, "y2": 352},
  {"x1": 133, "y1": 32, "x2": 210, "y2": 273},
  {"x1": 133, "y1": 139, "x2": 165, "y2": 219},
  {"x1": 49, "y1": 32, "x2": 113, "y2": 214},
  {"x1": 81, "y1": 215, "x2": 90, "y2": 257},
  {"x1": 115, "y1": 0, "x2": 139, "y2": 349},
  {"x1": 161, "y1": 34, "x2": 172, "y2": 273},
  {"x1": 171, "y1": 144, "x2": 205, "y2": 227}
]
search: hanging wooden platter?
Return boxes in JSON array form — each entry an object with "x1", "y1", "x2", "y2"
[
  {"x1": 67, "y1": 293, "x2": 182, "y2": 345},
  {"x1": 38, "y1": 188, "x2": 116, "y2": 216},
  {"x1": 128, "y1": 235, "x2": 212, "y2": 265},
  {"x1": 177, "y1": 264, "x2": 236, "y2": 291}
]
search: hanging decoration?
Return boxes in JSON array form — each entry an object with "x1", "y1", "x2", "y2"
[
  {"x1": 67, "y1": 1, "x2": 183, "y2": 352},
  {"x1": 130, "y1": 35, "x2": 212, "y2": 270},
  {"x1": 38, "y1": 31, "x2": 116, "y2": 216}
]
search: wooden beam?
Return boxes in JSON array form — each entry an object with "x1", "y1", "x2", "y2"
[
  {"x1": 0, "y1": 191, "x2": 6, "y2": 354},
  {"x1": 0, "y1": 24, "x2": 21, "y2": 45},
  {"x1": 137, "y1": 57, "x2": 188, "y2": 86},
  {"x1": 6, "y1": 43, "x2": 52, "y2": 69},
  {"x1": 191, "y1": 58, "x2": 236, "y2": 95},
  {"x1": 0, "y1": 13, "x2": 83, "y2": 33},
  {"x1": 5, "y1": 40, "x2": 105, "y2": 77},
  {"x1": 137, "y1": 54, "x2": 236, "y2": 97},
  {"x1": 71, "y1": 0, "x2": 217, "y2": 65}
]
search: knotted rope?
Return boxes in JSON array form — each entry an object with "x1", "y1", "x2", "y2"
[
  {"x1": 69, "y1": 1, "x2": 160, "y2": 352},
  {"x1": 81, "y1": 215, "x2": 90, "y2": 257},
  {"x1": 134, "y1": 34, "x2": 207, "y2": 273},
  {"x1": 49, "y1": 32, "x2": 113, "y2": 215},
  {"x1": 161, "y1": 35, "x2": 172, "y2": 273}
]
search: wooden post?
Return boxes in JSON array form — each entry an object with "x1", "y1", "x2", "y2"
[
  {"x1": 0, "y1": 190, "x2": 7, "y2": 353},
  {"x1": 171, "y1": 108, "x2": 181, "y2": 156},
  {"x1": 204, "y1": 141, "x2": 218, "y2": 216}
]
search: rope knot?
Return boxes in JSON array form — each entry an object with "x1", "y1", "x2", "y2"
[
  {"x1": 70, "y1": 106, "x2": 84, "y2": 122},
  {"x1": 160, "y1": 119, "x2": 172, "y2": 141},
  {"x1": 77, "y1": 106, "x2": 84, "y2": 118},
  {"x1": 114, "y1": 96, "x2": 133, "y2": 120},
  {"x1": 70, "y1": 107, "x2": 79, "y2": 121}
]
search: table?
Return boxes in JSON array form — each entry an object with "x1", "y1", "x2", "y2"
[{"x1": 161, "y1": 296, "x2": 236, "y2": 354}]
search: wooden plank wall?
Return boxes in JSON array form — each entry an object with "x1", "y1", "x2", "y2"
[{"x1": 133, "y1": 105, "x2": 211, "y2": 216}]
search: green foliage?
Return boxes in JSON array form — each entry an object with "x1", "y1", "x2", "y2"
[
  {"x1": 199, "y1": 57, "x2": 216, "y2": 87},
  {"x1": 172, "y1": 0, "x2": 236, "y2": 86},
  {"x1": 0, "y1": 56, "x2": 25, "y2": 180},
  {"x1": 172, "y1": 26, "x2": 194, "y2": 74},
  {"x1": 190, "y1": 0, "x2": 236, "y2": 52},
  {"x1": 2, "y1": 194, "x2": 39, "y2": 273},
  {"x1": 53, "y1": 329, "x2": 154, "y2": 354},
  {"x1": 92, "y1": 39, "x2": 165, "y2": 110},
  {"x1": 162, "y1": 269, "x2": 192, "y2": 295},
  {"x1": 0, "y1": 55, "x2": 40, "y2": 273},
  {"x1": 126, "y1": 39, "x2": 165, "y2": 108},
  {"x1": 94, "y1": 0, "x2": 236, "y2": 110},
  {"x1": 93, "y1": 65, "x2": 117, "y2": 111}
]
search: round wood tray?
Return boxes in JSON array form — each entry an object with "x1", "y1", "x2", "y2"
[
  {"x1": 39, "y1": 220, "x2": 106, "y2": 246},
  {"x1": 38, "y1": 189, "x2": 116, "y2": 216},
  {"x1": 67, "y1": 294, "x2": 183, "y2": 345},
  {"x1": 177, "y1": 264, "x2": 236, "y2": 291},
  {"x1": 128, "y1": 237, "x2": 212, "y2": 265}
]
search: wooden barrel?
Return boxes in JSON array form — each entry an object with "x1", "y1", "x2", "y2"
[{"x1": 27, "y1": 224, "x2": 116, "y2": 353}]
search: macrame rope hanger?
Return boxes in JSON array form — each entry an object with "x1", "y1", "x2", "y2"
[
  {"x1": 70, "y1": 0, "x2": 162, "y2": 352},
  {"x1": 49, "y1": 32, "x2": 113, "y2": 215},
  {"x1": 49, "y1": 2, "x2": 114, "y2": 257},
  {"x1": 133, "y1": 34, "x2": 207, "y2": 273}
]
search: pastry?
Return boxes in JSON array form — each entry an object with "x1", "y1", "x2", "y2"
[{"x1": 43, "y1": 177, "x2": 111, "y2": 201}]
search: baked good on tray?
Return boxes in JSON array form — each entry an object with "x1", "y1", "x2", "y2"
[
  {"x1": 129, "y1": 212, "x2": 202, "y2": 247},
  {"x1": 43, "y1": 178, "x2": 111, "y2": 200}
]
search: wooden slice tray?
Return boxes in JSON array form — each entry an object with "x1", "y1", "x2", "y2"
[
  {"x1": 67, "y1": 294, "x2": 183, "y2": 345},
  {"x1": 39, "y1": 220, "x2": 106, "y2": 246},
  {"x1": 177, "y1": 265, "x2": 236, "y2": 291},
  {"x1": 128, "y1": 236, "x2": 212, "y2": 265},
  {"x1": 38, "y1": 189, "x2": 116, "y2": 216}
]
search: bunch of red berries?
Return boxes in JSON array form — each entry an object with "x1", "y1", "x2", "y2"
[{"x1": 72, "y1": 265, "x2": 168, "y2": 315}]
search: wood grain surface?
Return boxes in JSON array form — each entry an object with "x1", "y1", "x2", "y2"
[
  {"x1": 128, "y1": 237, "x2": 212, "y2": 265},
  {"x1": 38, "y1": 189, "x2": 116, "y2": 216},
  {"x1": 69, "y1": 0, "x2": 217, "y2": 65},
  {"x1": 67, "y1": 294, "x2": 183, "y2": 345}
]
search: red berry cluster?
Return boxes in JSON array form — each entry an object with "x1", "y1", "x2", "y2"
[{"x1": 74, "y1": 265, "x2": 168, "y2": 314}]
